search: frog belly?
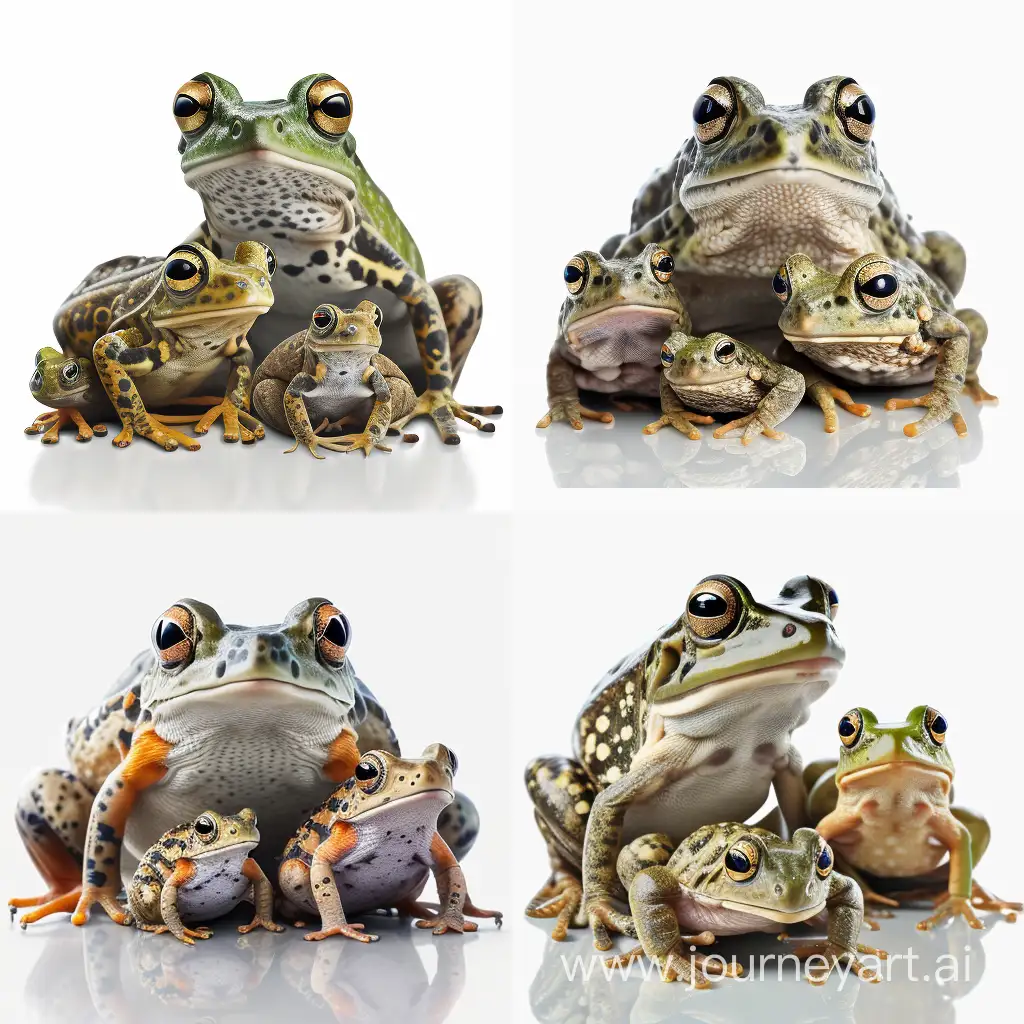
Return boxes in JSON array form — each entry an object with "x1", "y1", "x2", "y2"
[{"x1": 176, "y1": 846, "x2": 253, "y2": 922}]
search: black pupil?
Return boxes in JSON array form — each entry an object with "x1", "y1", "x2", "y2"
[
  {"x1": 195, "y1": 817, "x2": 213, "y2": 834},
  {"x1": 689, "y1": 593, "x2": 727, "y2": 618},
  {"x1": 693, "y1": 95, "x2": 726, "y2": 124},
  {"x1": 932, "y1": 715, "x2": 947, "y2": 734},
  {"x1": 845, "y1": 94, "x2": 875, "y2": 125},
  {"x1": 158, "y1": 620, "x2": 187, "y2": 651},
  {"x1": 174, "y1": 95, "x2": 201, "y2": 118},
  {"x1": 265, "y1": 248, "x2": 277, "y2": 275},
  {"x1": 355, "y1": 761, "x2": 379, "y2": 781},
  {"x1": 166, "y1": 258, "x2": 198, "y2": 281},
  {"x1": 320, "y1": 93, "x2": 351, "y2": 120},
  {"x1": 314, "y1": 311, "x2": 333, "y2": 329},
  {"x1": 716, "y1": 341, "x2": 735, "y2": 360},
  {"x1": 657, "y1": 255, "x2": 674, "y2": 273},
  {"x1": 861, "y1": 273, "x2": 897, "y2": 298},
  {"x1": 725, "y1": 849, "x2": 750, "y2": 873},
  {"x1": 63, "y1": 365, "x2": 79, "y2": 381},
  {"x1": 449, "y1": 751, "x2": 458, "y2": 773},
  {"x1": 839, "y1": 718, "x2": 857, "y2": 736},
  {"x1": 564, "y1": 265, "x2": 583, "y2": 284},
  {"x1": 772, "y1": 272, "x2": 788, "y2": 295},
  {"x1": 323, "y1": 615, "x2": 349, "y2": 649}
]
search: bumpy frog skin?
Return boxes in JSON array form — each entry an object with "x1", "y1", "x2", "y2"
[
  {"x1": 10, "y1": 598, "x2": 479, "y2": 931},
  {"x1": 127, "y1": 808, "x2": 283, "y2": 944},
  {"x1": 525, "y1": 575, "x2": 843, "y2": 950},
  {"x1": 27, "y1": 347, "x2": 109, "y2": 444},
  {"x1": 646, "y1": 332, "x2": 805, "y2": 444},
  {"x1": 537, "y1": 245, "x2": 687, "y2": 429},
  {"x1": 605, "y1": 824, "x2": 883, "y2": 986},
  {"x1": 806, "y1": 707, "x2": 1021, "y2": 931},
  {"x1": 175, "y1": 73, "x2": 499, "y2": 444},
  {"x1": 279, "y1": 745, "x2": 501, "y2": 943},
  {"x1": 606, "y1": 76, "x2": 965, "y2": 338},
  {"x1": 252, "y1": 300, "x2": 417, "y2": 458},
  {"x1": 776, "y1": 253, "x2": 994, "y2": 438}
]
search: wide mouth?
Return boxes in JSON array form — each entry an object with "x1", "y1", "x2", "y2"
[
  {"x1": 683, "y1": 166, "x2": 882, "y2": 212},
  {"x1": 566, "y1": 304, "x2": 680, "y2": 350},
  {"x1": 718, "y1": 896, "x2": 827, "y2": 924},
  {"x1": 152, "y1": 305, "x2": 271, "y2": 328},
  {"x1": 184, "y1": 150, "x2": 358, "y2": 203},
  {"x1": 672, "y1": 368, "x2": 748, "y2": 386},
  {"x1": 839, "y1": 761, "x2": 953, "y2": 787},
  {"x1": 193, "y1": 839, "x2": 258, "y2": 860},
  {"x1": 784, "y1": 332, "x2": 912, "y2": 346},
  {"x1": 348, "y1": 787, "x2": 453, "y2": 822},
  {"x1": 149, "y1": 675, "x2": 350, "y2": 711}
]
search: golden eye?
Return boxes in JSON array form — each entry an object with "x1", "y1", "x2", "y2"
[
  {"x1": 854, "y1": 259, "x2": 900, "y2": 311},
  {"x1": 314, "y1": 602, "x2": 351, "y2": 668},
  {"x1": 173, "y1": 80, "x2": 213, "y2": 134},
  {"x1": 563, "y1": 255, "x2": 588, "y2": 295},
  {"x1": 835, "y1": 78, "x2": 875, "y2": 143},
  {"x1": 925, "y1": 707, "x2": 948, "y2": 745},
  {"x1": 194, "y1": 814, "x2": 218, "y2": 842},
  {"x1": 307, "y1": 78, "x2": 353, "y2": 136},
  {"x1": 686, "y1": 578, "x2": 740, "y2": 641},
  {"x1": 154, "y1": 605, "x2": 196, "y2": 670},
  {"x1": 725, "y1": 840, "x2": 759, "y2": 881},
  {"x1": 650, "y1": 248, "x2": 674, "y2": 283},
  {"x1": 816, "y1": 843, "x2": 834, "y2": 878},
  {"x1": 838, "y1": 709, "x2": 863, "y2": 748},
  {"x1": 692, "y1": 81, "x2": 736, "y2": 145},
  {"x1": 163, "y1": 246, "x2": 208, "y2": 296},
  {"x1": 772, "y1": 266, "x2": 790, "y2": 303}
]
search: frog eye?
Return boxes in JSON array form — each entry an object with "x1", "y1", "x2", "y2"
[
  {"x1": 314, "y1": 602, "x2": 351, "y2": 668},
  {"x1": 854, "y1": 260, "x2": 900, "y2": 311},
  {"x1": 193, "y1": 814, "x2": 218, "y2": 843},
  {"x1": 827, "y1": 587, "x2": 839, "y2": 621},
  {"x1": 164, "y1": 245, "x2": 209, "y2": 297},
  {"x1": 564, "y1": 256, "x2": 588, "y2": 295},
  {"x1": 60, "y1": 362, "x2": 81, "y2": 387},
  {"x1": 686, "y1": 577, "x2": 741, "y2": 641},
  {"x1": 29, "y1": 369, "x2": 43, "y2": 393},
  {"x1": 261, "y1": 244, "x2": 277, "y2": 279},
  {"x1": 446, "y1": 749, "x2": 459, "y2": 775},
  {"x1": 835, "y1": 78, "x2": 875, "y2": 144},
  {"x1": 816, "y1": 843, "x2": 834, "y2": 878},
  {"x1": 307, "y1": 78, "x2": 353, "y2": 136},
  {"x1": 692, "y1": 80, "x2": 736, "y2": 145},
  {"x1": 311, "y1": 305, "x2": 338, "y2": 334},
  {"x1": 153, "y1": 605, "x2": 196, "y2": 670},
  {"x1": 772, "y1": 266, "x2": 791, "y2": 303},
  {"x1": 173, "y1": 79, "x2": 213, "y2": 135},
  {"x1": 925, "y1": 707, "x2": 948, "y2": 745},
  {"x1": 838, "y1": 709, "x2": 863, "y2": 748},
  {"x1": 660, "y1": 343, "x2": 675, "y2": 368},
  {"x1": 650, "y1": 248, "x2": 674, "y2": 283},
  {"x1": 724, "y1": 840, "x2": 759, "y2": 882},
  {"x1": 354, "y1": 754, "x2": 386, "y2": 794},
  {"x1": 714, "y1": 338, "x2": 737, "y2": 364}
]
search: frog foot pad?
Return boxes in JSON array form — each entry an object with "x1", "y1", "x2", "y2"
[
  {"x1": 804, "y1": 382, "x2": 872, "y2": 433},
  {"x1": 885, "y1": 390, "x2": 967, "y2": 438},
  {"x1": 111, "y1": 412, "x2": 203, "y2": 452},
  {"x1": 525, "y1": 873, "x2": 585, "y2": 941},
  {"x1": 791, "y1": 941, "x2": 886, "y2": 985},
  {"x1": 160, "y1": 395, "x2": 265, "y2": 444},
  {"x1": 304, "y1": 922, "x2": 380, "y2": 943},
  {"x1": 712, "y1": 414, "x2": 786, "y2": 445},
  {"x1": 237, "y1": 915, "x2": 286, "y2": 935},
  {"x1": 642, "y1": 409, "x2": 715, "y2": 440},
  {"x1": 25, "y1": 408, "x2": 108, "y2": 444},
  {"x1": 537, "y1": 399, "x2": 614, "y2": 430},
  {"x1": 398, "y1": 389, "x2": 500, "y2": 445},
  {"x1": 963, "y1": 380, "x2": 999, "y2": 404},
  {"x1": 138, "y1": 923, "x2": 213, "y2": 944}
]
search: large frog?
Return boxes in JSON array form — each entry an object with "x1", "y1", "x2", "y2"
[
  {"x1": 174, "y1": 73, "x2": 499, "y2": 444},
  {"x1": 806, "y1": 706, "x2": 1021, "y2": 931},
  {"x1": 605, "y1": 823, "x2": 883, "y2": 986},
  {"x1": 775, "y1": 253, "x2": 993, "y2": 438},
  {"x1": 537, "y1": 245, "x2": 687, "y2": 430},
  {"x1": 604, "y1": 76, "x2": 965, "y2": 338},
  {"x1": 525, "y1": 575, "x2": 843, "y2": 949},
  {"x1": 10, "y1": 598, "x2": 479, "y2": 929}
]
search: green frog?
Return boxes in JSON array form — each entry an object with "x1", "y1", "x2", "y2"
[
  {"x1": 252, "y1": 301, "x2": 418, "y2": 458},
  {"x1": 525, "y1": 575, "x2": 843, "y2": 950},
  {"x1": 127, "y1": 808, "x2": 283, "y2": 944},
  {"x1": 175, "y1": 73, "x2": 499, "y2": 444},
  {"x1": 537, "y1": 245, "x2": 688, "y2": 429},
  {"x1": 279, "y1": 745, "x2": 501, "y2": 942},
  {"x1": 26, "y1": 348, "x2": 110, "y2": 444},
  {"x1": 646, "y1": 331, "x2": 805, "y2": 443},
  {"x1": 775, "y1": 253, "x2": 993, "y2": 437},
  {"x1": 806, "y1": 706, "x2": 1021, "y2": 931},
  {"x1": 604, "y1": 76, "x2": 965, "y2": 338},
  {"x1": 605, "y1": 824, "x2": 883, "y2": 986}
]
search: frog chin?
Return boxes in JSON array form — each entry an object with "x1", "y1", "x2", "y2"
[
  {"x1": 566, "y1": 305, "x2": 680, "y2": 356},
  {"x1": 717, "y1": 896, "x2": 827, "y2": 925}
]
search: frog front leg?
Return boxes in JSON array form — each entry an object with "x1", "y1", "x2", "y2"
[
  {"x1": 236, "y1": 857, "x2": 285, "y2": 935},
  {"x1": 713, "y1": 364, "x2": 805, "y2": 444},
  {"x1": 157, "y1": 860, "x2": 214, "y2": 944},
  {"x1": 408, "y1": 832, "x2": 502, "y2": 934},
  {"x1": 281, "y1": 365, "x2": 368, "y2": 460},
  {"x1": 643, "y1": 373, "x2": 715, "y2": 440},
  {"x1": 304, "y1": 822, "x2": 380, "y2": 943},
  {"x1": 331, "y1": 362, "x2": 394, "y2": 457},
  {"x1": 536, "y1": 348, "x2": 614, "y2": 430}
]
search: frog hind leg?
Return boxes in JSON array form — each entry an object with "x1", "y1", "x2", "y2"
[
  {"x1": 922, "y1": 230, "x2": 967, "y2": 297},
  {"x1": 25, "y1": 408, "x2": 108, "y2": 444},
  {"x1": 251, "y1": 377, "x2": 293, "y2": 437},
  {"x1": 952, "y1": 808, "x2": 1021, "y2": 920},
  {"x1": 430, "y1": 275, "x2": 488, "y2": 399},
  {"x1": 437, "y1": 793, "x2": 479, "y2": 863},
  {"x1": 955, "y1": 309, "x2": 997, "y2": 403}
]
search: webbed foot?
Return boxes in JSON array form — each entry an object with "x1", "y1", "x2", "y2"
[
  {"x1": 12, "y1": 885, "x2": 83, "y2": 926},
  {"x1": 111, "y1": 412, "x2": 202, "y2": 452},
  {"x1": 642, "y1": 409, "x2": 714, "y2": 440},
  {"x1": 140, "y1": 923, "x2": 212, "y2": 944},
  {"x1": 164, "y1": 395, "x2": 265, "y2": 444},
  {"x1": 525, "y1": 872, "x2": 584, "y2": 941},
  {"x1": 792, "y1": 940, "x2": 886, "y2": 984},
  {"x1": 25, "y1": 409, "x2": 108, "y2": 444},
  {"x1": 537, "y1": 399, "x2": 613, "y2": 430},
  {"x1": 237, "y1": 915, "x2": 285, "y2": 935},
  {"x1": 304, "y1": 922, "x2": 379, "y2": 943},
  {"x1": 586, "y1": 896, "x2": 637, "y2": 951},
  {"x1": 712, "y1": 413, "x2": 785, "y2": 445},
  {"x1": 400, "y1": 389, "x2": 500, "y2": 444},
  {"x1": 963, "y1": 379, "x2": 998, "y2": 404},
  {"x1": 970, "y1": 880, "x2": 1021, "y2": 921},
  {"x1": 885, "y1": 389, "x2": 966, "y2": 438}
]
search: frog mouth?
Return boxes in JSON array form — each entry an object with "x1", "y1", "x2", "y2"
[
  {"x1": 193, "y1": 839, "x2": 258, "y2": 860},
  {"x1": 348, "y1": 788, "x2": 454, "y2": 822},
  {"x1": 566, "y1": 305, "x2": 681, "y2": 353},
  {"x1": 718, "y1": 897, "x2": 827, "y2": 924},
  {"x1": 840, "y1": 761, "x2": 953, "y2": 789},
  {"x1": 784, "y1": 332, "x2": 914, "y2": 346},
  {"x1": 153, "y1": 307, "x2": 272, "y2": 328},
  {"x1": 683, "y1": 166, "x2": 882, "y2": 213}
]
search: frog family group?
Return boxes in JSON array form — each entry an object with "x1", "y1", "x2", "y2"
[
  {"x1": 539, "y1": 76, "x2": 995, "y2": 444},
  {"x1": 10, "y1": 598, "x2": 501, "y2": 945},
  {"x1": 25, "y1": 74, "x2": 500, "y2": 456},
  {"x1": 524, "y1": 575, "x2": 1019, "y2": 987}
]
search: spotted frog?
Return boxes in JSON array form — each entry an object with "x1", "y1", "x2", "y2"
[
  {"x1": 776, "y1": 253, "x2": 993, "y2": 437},
  {"x1": 174, "y1": 74, "x2": 499, "y2": 444},
  {"x1": 646, "y1": 332, "x2": 805, "y2": 444},
  {"x1": 127, "y1": 808, "x2": 283, "y2": 944},
  {"x1": 279, "y1": 745, "x2": 501, "y2": 942},
  {"x1": 806, "y1": 706, "x2": 1021, "y2": 930},
  {"x1": 253, "y1": 301, "x2": 419, "y2": 458},
  {"x1": 27, "y1": 348, "x2": 109, "y2": 444},
  {"x1": 605, "y1": 76, "x2": 965, "y2": 337},
  {"x1": 525, "y1": 575, "x2": 843, "y2": 949},
  {"x1": 605, "y1": 824, "x2": 883, "y2": 986},
  {"x1": 537, "y1": 245, "x2": 686, "y2": 429}
]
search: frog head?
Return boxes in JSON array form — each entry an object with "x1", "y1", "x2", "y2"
[
  {"x1": 176, "y1": 74, "x2": 362, "y2": 238},
  {"x1": 659, "y1": 332, "x2": 757, "y2": 389},
  {"x1": 178, "y1": 808, "x2": 261, "y2": 861},
  {"x1": 834, "y1": 706, "x2": 954, "y2": 790},
  {"x1": 305, "y1": 301, "x2": 383, "y2": 362},
  {"x1": 646, "y1": 575, "x2": 843, "y2": 715},
  {"x1": 29, "y1": 347, "x2": 105, "y2": 411},
  {"x1": 679, "y1": 76, "x2": 884, "y2": 273}
]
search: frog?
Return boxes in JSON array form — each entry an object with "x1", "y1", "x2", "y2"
[
  {"x1": 537, "y1": 244, "x2": 689, "y2": 430},
  {"x1": 525, "y1": 574, "x2": 843, "y2": 950},
  {"x1": 604, "y1": 823, "x2": 883, "y2": 986},
  {"x1": 26, "y1": 347, "x2": 110, "y2": 444},
  {"x1": 10, "y1": 597, "x2": 479, "y2": 930},
  {"x1": 775, "y1": 252, "x2": 994, "y2": 438},
  {"x1": 644, "y1": 331, "x2": 806, "y2": 444},
  {"x1": 127, "y1": 808, "x2": 283, "y2": 944},
  {"x1": 279, "y1": 745, "x2": 501, "y2": 942},
  {"x1": 174, "y1": 73, "x2": 499, "y2": 444},
  {"x1": 806, "y1": 706, "x2": 1021, "y2": 931},
  {"x1": 252, "y1": 300, "x2": 418, "y2": 458},
  {"x1": 603, "y1": 76, "x2": 966, "y2": 340}
]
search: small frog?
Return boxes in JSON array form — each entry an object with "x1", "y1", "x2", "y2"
[
  {"x1": 605, "y1": 824, "x2": 883, "y2": 986},
  {"x1": 26, "y1": 348, "x2": 109, "y2": 443},
  {"x1": 252, "y1": 301, "x2": 418, "y2": 458},
  {"x1": 775, "y1": 253, "x2": 993, "y2": 437},
  {"x1": 127, "y1": 808, "x2": 283, "y2": 944},
  {"x1": 807, "y1": 706, "x2": 1021, "y2": 931},
  {"x1": 645, "y1": 332, "x2": 805, "y2": 444},
  {"x1": 525, "y1": 575, "x2": 842, "y2": 949},
  {"x1": 537, "y1": 245, "x2": 687, "y2": 429},
  {"x1": 279, "y1": 745, "x2": 501, "y2": 942}
]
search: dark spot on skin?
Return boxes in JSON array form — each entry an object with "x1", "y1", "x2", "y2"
[
  {"x1": 707, "y1": 748, "x2": 732, "y2": 767},
  {"x1": 835, "y1": 296, "x2": 848, "y2": 306},
  {"x1": 760, "y1": 122, "x2": 777, "y2": 144},
  {"x1": 282, "y1": 265, "x2": 305, "y2": 277},
  {"x1": 310, "y1": 250, "x2": 329, "y2": 265},
  {"x1": 318, "y1": 275, "x2": 331, "y2": 284},
  {"x1": 118, "y1": 379, "x2": 131, "y2": 392},
  {"x1": 823, "y1": 301, "x2": 831, "y2": 309},
  {"x1": 347, "y1": 261, "x2": 364, "y2": 282},
  {"x1": 809, "y1": 121, "x2": 821, "y2": 145},
  {"x1": 291, "y1": 660, "x2": 300, "y2": 679}
]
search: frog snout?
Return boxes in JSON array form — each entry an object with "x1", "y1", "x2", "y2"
[{"x1": 684, "y1": 363, "x2": 704, "y2": 381}]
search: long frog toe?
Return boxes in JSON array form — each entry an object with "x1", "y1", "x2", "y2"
[
  {"x1": 304, "y1": 923, "x2": 380, "y2": 943},
  {"x1": 712, "y1": 414, "x2": 784, "y2": 445},
  {"x1": 587, "y1": 899, "x2": 637, "y2": 951},
  {"x1": 165, "y1": 396, "x2": 265, "y2": 445},
  {"x1": 15, "y1": 887, "x2": 83, "y2": 926},
  {"x1": 526, "y1": 874, "x2": 584, "y2": 941},
  {"x1": 537, "y1": 399, "x2": 614, "y2": 430},
  {"x1": 415, "y1": 909, "x2": 477, "y2": 935},
  {"x1": 885, "y1": 390, "x2": 967, "y2": 438},
  {"x1": 70, "y1": 885, "x2": 131, "y2": 927},
  {"x1": 917, "y1": 894, "x2": 984, "y2": 930},
  {"x1": 793, "y1": 941, "x2": 884, "y2": 984},
  {"x1": 26, "y1": 409, "x2": 107, "y2": 444},
  {"x1": 237, "y1": 915, "x2": 285, "y2": 935},
  {"x1": 402, "y1": 389, "x2": 499, "y2": 443},
  {"x1": 971, "y1": 881, "x2": 1021, "y2": 920},
  {"x1": 115, "y1": 412, "x2": 202, "y2": 452},
  {"x1": 642, "y1": 411, "x2": 710, "y2": 440},
  {"x1": 963, "y1": 379, "x2": 998, "y2": 403},
  {"x1": 329, "y1": 432, "x2": 393, "y2": 457}
]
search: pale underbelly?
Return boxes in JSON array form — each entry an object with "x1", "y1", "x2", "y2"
[
  {"x1": 838, "y1": 819, "x2": 948, "y2": 879},
  {"x1": 176, "y1": 848, "x2": 253, "y2": 922}
]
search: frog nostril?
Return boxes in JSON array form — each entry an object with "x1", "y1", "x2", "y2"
[
  {"x1": 231, "y1": 119, "x2": 243, "y2": 140},
  {"x1": 274, "y1": 118, "x2": 285, "y2": 134},
  {"x1": 783, "y1": 624, "x2": 796, "y2": 638},
  {"x1": 775, "y1": 884, "x2": 784, "y2": 897}
]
